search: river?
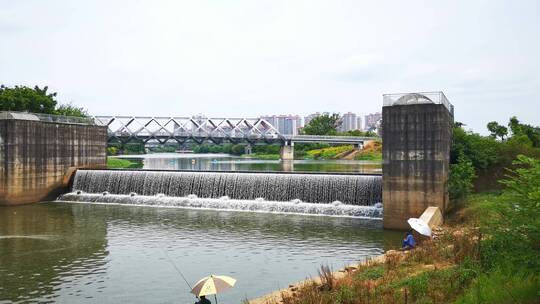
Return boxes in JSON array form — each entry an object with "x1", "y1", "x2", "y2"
[
  {"x1": 114, "y1": 153, "x2": 382, "y2": 173},
  {"x1": 0, "y1": 153, "x2": 395, "y2": 303}
]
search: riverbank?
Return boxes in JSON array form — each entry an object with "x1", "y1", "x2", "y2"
[
  {"x1": 106, "y1": 157, "x2": 142, "y2": 169},
  {"x1": 247, "y1": 165, "x2": 540, "y2": 304}
]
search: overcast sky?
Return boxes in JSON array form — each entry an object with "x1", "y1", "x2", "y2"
[{"x1": 1, "y1": 0, "x2": 539, "y2": 133}]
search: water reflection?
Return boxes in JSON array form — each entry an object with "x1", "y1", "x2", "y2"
[
  {"x1": 0, "y1": 203, "x2": 401, "y2": 303},
  {"x1": 115, "y1": 153, "x2": 382, "y2": 173},
  {"x1": 0, "y1": 204, "x2": 108, "y2": 303}
]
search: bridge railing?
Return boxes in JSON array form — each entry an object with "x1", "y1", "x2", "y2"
[
  {"x1": 96, "y1": 116, "x2": 286, "y2": 144},
  {"x1": 383, "y1": 91, "x2": 454, "y2": 115},
  {"x1": 288, "y1": 135, "x2": 379, "y2": 141},
  {"x1": 0, "y1": 111, "x2": 103, "y2": 126}
]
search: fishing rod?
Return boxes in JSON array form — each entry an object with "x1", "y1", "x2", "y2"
[{"x1": 161, "y1": 248, "x2": 193, "y2": 291}]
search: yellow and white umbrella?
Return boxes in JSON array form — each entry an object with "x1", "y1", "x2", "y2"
[{"x1": 191, "y1": 275, "x2": 236, "y2": 303}]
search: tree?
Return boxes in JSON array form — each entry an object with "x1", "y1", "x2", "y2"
[
  {"x1": 0, "y1": 85, "x2": 57, "y2": 114},
  {"x1": 507, "y1": 116, "x2": 540, "y2": 147},
  {"x1": 341, "y1": 129, "x2": 377, "y2": 137},
  {"x1": 0, "y1": 84, "x2": 89, "y2": 118},
  {"x1": 55, "y1": 103, "x2": 89, "y2": 117},
  {"x1": 302, "y1": 113, "x2": 342, "y2": 135},
  {"x1": 487, "y1": 121, "x2": 508, "y2": 140},
  {"x1": 451, "y1": 125, "x2": 500, "y2": 170}
]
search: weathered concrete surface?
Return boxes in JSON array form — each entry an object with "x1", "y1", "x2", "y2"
[
  {"x1": 419, "y1": 206, "x2": 443, "y2": 228},
  {"x1": 382, "y1": 104, "x2": 452, "y2": 230},
  {"x1": 0, "y1": 119, "x2": 107, "y2": 205}
]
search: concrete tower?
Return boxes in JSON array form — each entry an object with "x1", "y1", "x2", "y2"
[{"x1": 382, "y1": 92, "x2": 453, "y2": 230}]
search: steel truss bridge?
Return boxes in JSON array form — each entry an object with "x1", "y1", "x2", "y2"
[{"x1": 93, "y1": 116, "x2": 378, "y2": 146}]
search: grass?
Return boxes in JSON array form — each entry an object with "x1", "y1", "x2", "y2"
[
  {"x1": 243, "y1": 153, "x2": 281, "y2": 160},
  {"x1": 354, "y1": 151, "x2": 382, "y2": 161},
  {"x1": 266, "y1": 191, "x2": 540, "y2": 304},
  {"x1": 456, "y1": 269, "x2": 540, "y2": 304},
  {"x1": 106, "y1": 157, "x2": 143, "y2": 169},
  {"x1": 355, "y1": 140, "x2": 382, "y2": 161},
  {"x1": 276, "y1": 231, "x2": 482, "y2": 304}
]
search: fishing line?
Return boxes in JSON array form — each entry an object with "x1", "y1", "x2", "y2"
[{"x1": 161, "y1": 248, "x2": 193, "y2": 290}]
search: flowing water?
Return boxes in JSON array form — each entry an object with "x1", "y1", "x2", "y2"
[
  {"x1": 0, "y1": 203, "x2": 402, "y2": 303},
  {"x1": 59, "y1": 170, "x2": 383, "y2": 217}
]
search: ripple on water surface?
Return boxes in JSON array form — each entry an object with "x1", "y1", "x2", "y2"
[{"x1": 0, "y1": 202, "x2": 401, "y2": 303}]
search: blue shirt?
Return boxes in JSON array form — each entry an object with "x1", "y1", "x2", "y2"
[{"x1": 404, "y1": 234, "x2": 416, "y2": 247}]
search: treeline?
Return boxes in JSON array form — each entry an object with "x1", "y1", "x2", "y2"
[
  {"x1": 449, "y1": 116, "x2": 540, "y2": 200},
  {"x1": 301, "y1": 113, "x2": 378, "y2": 137},
  {"x1": 0, "y1": 85, "x2": 88, "y2": 117}
]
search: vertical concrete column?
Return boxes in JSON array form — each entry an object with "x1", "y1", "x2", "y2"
[
  {"x1": 280, "y1": 141, "x2": 294, "y2": 161},
  {"x1": 244, "y1": 144, "x2": 253, "y2": 155},
  {"x1": 382, "y1": 103, "x2": 452, "y2": 230},
  {"x1": 0, "y1": 115, "x2": 107, "y2": 206}
]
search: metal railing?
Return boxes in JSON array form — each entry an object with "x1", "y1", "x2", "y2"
[
  {"x1": 0, "y1": 111, "x2": 102, "y2": 125},
  {"x1": 382, "y1": 91, "x2": 454, "y2": 115}
]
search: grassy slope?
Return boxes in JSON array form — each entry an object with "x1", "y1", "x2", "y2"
[
  {"x1": 355, "y1": 141, "x2": 382, "y2": 161},
  {"x1": 304, "y1": 145, "x2": 354, "y2": 160},
  {"x1": 269, "y1": 192, "x2": 540, "y2": 304}
]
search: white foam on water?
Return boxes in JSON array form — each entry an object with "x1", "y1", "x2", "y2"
[
  {"x1": 58, "y1": 192, "x2": 383, "y2": 219},
  {"x1": 70, "y1": 170, "x2": 383, "y2": 206}
]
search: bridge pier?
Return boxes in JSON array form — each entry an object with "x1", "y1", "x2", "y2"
[
  {"x1": 0, "y1": 112, "x2": 107, "y2": 206},
  {"x1": 244, "y1": 144, "x2": 253, "y2": 155},
  {"x1": 280, "y1": 142, "x2": 294, "y2": 161}
]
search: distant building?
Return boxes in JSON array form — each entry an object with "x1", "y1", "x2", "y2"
[
  {"x1": 340, "y1": 112, "x2": 363, "y2": 132},
  {"x1": 357, "y1": 116, "x2": 363, "y2": 131},
  {"x1": 260, "y1": 114, "x2": 302, "y2": 135},
  {"x1": 364, "y1": 112, "x2": 382, "y2": 131}
]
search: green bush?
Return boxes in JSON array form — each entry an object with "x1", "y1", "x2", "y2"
[
  {"x1": 479, "y1": 155, "x2": 540, "y2": 272},
  {"x1": 449, "y1": 155, "x2": 476, "y2": 201}
]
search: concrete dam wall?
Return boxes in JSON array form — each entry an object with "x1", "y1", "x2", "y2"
[{"x1": 0, "y1": 114, "x2": 107, "y2": 205}]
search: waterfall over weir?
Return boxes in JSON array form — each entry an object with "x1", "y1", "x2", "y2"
[{"x1": 59, "y1": 170, "x2": 383, "y2": 218}]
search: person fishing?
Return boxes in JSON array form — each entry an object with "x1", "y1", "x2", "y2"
[
  {"x1": 401, "y1": 230, "x2": 416, "y2": 250},
  {"x1": 195, "y1": 295, "x2": 211, "y2": 304}
]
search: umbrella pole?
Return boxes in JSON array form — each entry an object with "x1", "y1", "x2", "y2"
[{"x1": 214, "y1": 294, "x2": 218, "y2": 304}]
